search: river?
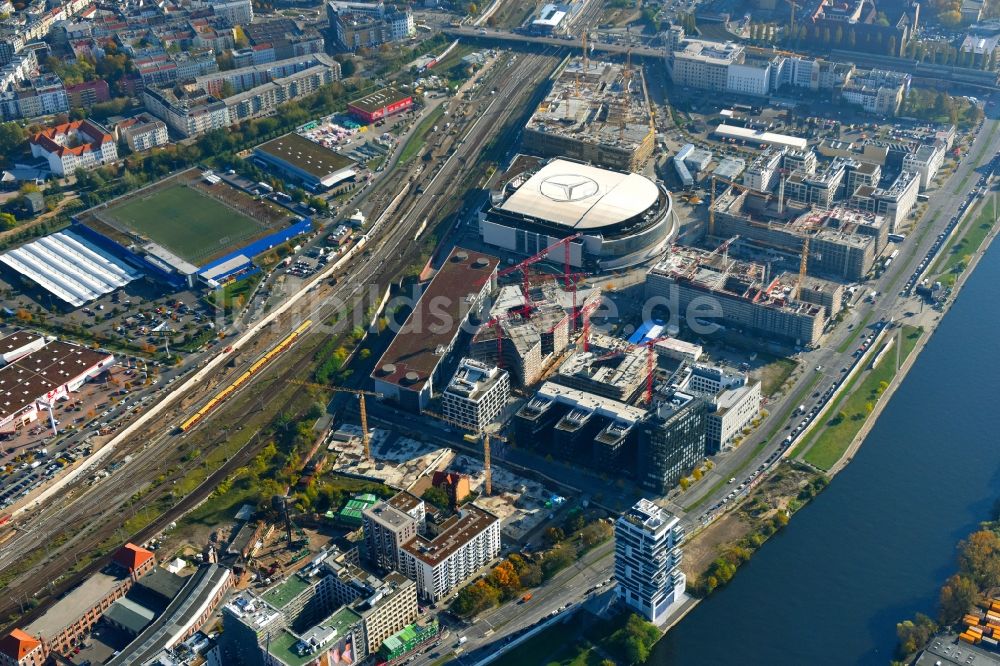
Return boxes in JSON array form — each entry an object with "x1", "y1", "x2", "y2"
[{"x1": 655, "y1": 238, "x2": 1000, "y2": 664}]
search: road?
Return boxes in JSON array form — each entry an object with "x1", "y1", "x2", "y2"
[
  {"x1": 0, "y1": 51, "x2": 561, "y2": 624},
  {"x1": 444, "y1": 26, "x2": 664, "y2": 58},
  {"x1": 403, "y1": 95, "x2": 1000, "y2": 666},
  {"x1": 407, "y1": 541, "x2": 617, "y2": 666},
  {"x1": 670, "y1": 97, "x2": 1000, "y2": 526}
]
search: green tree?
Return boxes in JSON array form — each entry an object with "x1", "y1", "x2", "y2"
[
  {"x1": 0, "y1": 121, "x2": 26, "y2": 159},
  {"x1": 541, "y1": 543, "x2": 575, "y2": 579},
  {"x1": 896, "y1": 613, "x2": 938, "y2": 657},
  {"x1": 611, "y1": 614, "x2": 661, "y2": 664},
  {"x1": 0, "y1": 212, "x2": 16, "y2": 230},
  {"x1": 467, "y1": 2, "x2": 477, "y2": 14},
  {"x1": 421, "y1": 485, "x2": 451, "y2": 509}
]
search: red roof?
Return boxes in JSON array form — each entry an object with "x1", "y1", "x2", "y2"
[
  {"x1": 29, "y1": 119, "x2": 113, "y2": 158},
  {"x1": 432, "y1": 471, "x2": 467, "y2": 489},
  {"x1": 0, "y1": 629, "x2": 41, "y2": 659},
  {"x1": 112, "y1": 542, "x2": 154, "y2": 572}
]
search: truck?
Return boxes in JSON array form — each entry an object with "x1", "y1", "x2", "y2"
[
  {"x1": 520, "y1": 593, "x2": 533, "y2": 603},
  {"x1": 457, "y1": 636, "x2": 468, "y2": 646}
]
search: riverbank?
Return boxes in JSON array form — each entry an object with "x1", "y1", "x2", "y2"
[{"x1": 495, "y1": 212, "x2": 1000, "y2": 664}]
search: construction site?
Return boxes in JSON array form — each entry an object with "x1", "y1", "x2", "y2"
[
  {"x1": 709, "y1": 183, "x2": 887, "y2": 282},
  {"x1": 644, "y1": 239, "x2": 839, "y2": 348},
  {"x1": 521, "y1": 54, "x2": 655, "y2": 173}
]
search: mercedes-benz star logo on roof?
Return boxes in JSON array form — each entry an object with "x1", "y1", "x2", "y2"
[{"x1": 539, "y1": 174, "x2": 600, "y2": 202}]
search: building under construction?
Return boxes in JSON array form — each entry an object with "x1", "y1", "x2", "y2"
[
  {"x1": 554, "y1": 332, "x2": 648, "y2": 403},
  {"x1": 469, "y1": 282, "x2": 599, "y2": 387},
  {"x1": 522, "y1": 57, "x2": 655, "y2": 173},
  {"x1": 711, "y1": 188, "x2": 886, "y2": 281},
  {"x1": 645, "y1": 245, "x2": 832, "y2": 347}
]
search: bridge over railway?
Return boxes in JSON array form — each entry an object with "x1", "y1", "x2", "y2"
[{"x1": 443, "y1": 26, "x2": 666, "y2": 58}]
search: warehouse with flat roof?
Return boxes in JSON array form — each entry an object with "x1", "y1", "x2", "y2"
[
  {"x1": 0, "y1": 339, "x2": 114, "y2": 432},
  {"x1": 347, "y1": 87, "x2": 413, "y2": 123},
  {"x1": 253, "y1": 132, "x2": 357, "y2": 191},
  {"x1": 0, "y1": 229, "x2": 142, "y2": 308},
  {"x1": 713, "y1": 124, "x2": 808, "y2": 151},
  {"x1": 371, "y1": 248, "x2": 499, "y2": 411}
]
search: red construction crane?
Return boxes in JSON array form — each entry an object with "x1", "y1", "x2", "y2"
[
  {"x1": 493, "y1": 233, "x2": 583, "y2": 295},
  {"x1": 578, "y1": 333, "x2": 670, "y2": 403},
  {"x1": 479, "y1": 304, "x2": 532, "y2": 369},
  {"x1": 578, "y1": 297, "x2": 604, "y2": 352}
]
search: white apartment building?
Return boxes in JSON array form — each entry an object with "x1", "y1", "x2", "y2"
[
  {"x1": 117, "y1": 114, "x2": 169, "y2": 152},
  {"x1": 210, "y1": 0, "x2": 253, "y2": 26},
  {"x1": 684, "y1": 363, "x2": 747, "y2": 396},
  {"x1": 667, "y1": 40, "x2": 742, "y2": 92},
  {"x1": 615, "y1": 499, "x2": 686, "y2": 625},
  {"x1": 441, "y1": 359, "x2": 510, "y2": 431},
  {"x1": 362, "y1": 493, "x2": 425, "y2": 573},
  {"x1": 742, "y1": 148, "x2": 784, "y2": 192},
  {"x1": 726, "y1": 57, "x2": 772, "y2": 97},
  {"x1": 902, "y1": 143, "x2": 946, "y2": 190},
  {"x1": 29, "y1": 119, "x2": 117, "y2": 176},
  {"x1": 385, "y1": 9, "x2": 415, "y2": 40},
  {"x1": 783, "y1": 149, "x2": 818, "y2": 175},
  {"x1": 399, "y1": 506, "x2": 501, "y2": 602},
  {"x1": 707, "y1": 381, "x2": 762, "y2": 452},
  {"x1": 850, "y1": 170, "x2": 919, "y2": 231}
]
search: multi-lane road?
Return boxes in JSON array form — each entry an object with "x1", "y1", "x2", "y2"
[
  {"x1": 402, "y1": 96, "x2": 1000, "y2": 665},
  {"x1": 671, "y1": 98, "x2": 1000, "y2": 526}
]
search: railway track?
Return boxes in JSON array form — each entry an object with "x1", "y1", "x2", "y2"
[{"x1": 0, "y1": 51, "x2": 559, "y2": 625}]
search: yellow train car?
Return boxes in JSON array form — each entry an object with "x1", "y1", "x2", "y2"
[{"x1": 178, "y1": 320, "x2": 311, "y2": 432}]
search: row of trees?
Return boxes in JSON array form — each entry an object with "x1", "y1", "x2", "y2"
[
  {"x1": 901, "y1": 88, "x2": 983, "y2": 128},
  {"x1": 692, "y1": 471, "x2": 828, "y2": 597},
  {"x1": 452, "y1": 553, "x2": 544, "y2": 616},
  {"x1": 452, "y1": 514, "x2": 613, "y2": 618}
]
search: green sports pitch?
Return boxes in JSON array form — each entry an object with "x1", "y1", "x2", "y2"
[{"x1": 101, "y1": 183, "x2": 268, "y2": 265}]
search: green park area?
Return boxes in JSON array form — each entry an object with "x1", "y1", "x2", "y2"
[
  {"x1": 795, "y1": 325, "x2": 921, "y2": 470},
  {"x1": 932, "y1": 195, "x2": 998, "y2": 287},
  {"x1": 492, "y1": 612, "x2": 661, "y2": 666}
]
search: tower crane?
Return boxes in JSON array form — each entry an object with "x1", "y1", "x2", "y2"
[
  {"x1": 423, "y1": 411, "x2": 506, "y2": 496},
  {"x1": 491, "y1": 233, "x2": 583, "y2": 294},
  {"x1": 477, "y1": 304, "x2": 533, "y2": 369},
  {"x1": 794, "y1": 236, "x2": 809, "y2": 300},
  {"x1": 289, "y1": 380, "x2": 380, "y2": 460}
]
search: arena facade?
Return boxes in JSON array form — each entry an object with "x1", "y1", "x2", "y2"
[{"x1": 478, "y1": 158, "x2": 675, "y2": 272}]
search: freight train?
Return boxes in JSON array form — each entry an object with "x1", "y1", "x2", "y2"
[{"x1": 178, "y1": 320, "x2": 312, "y2": 433}]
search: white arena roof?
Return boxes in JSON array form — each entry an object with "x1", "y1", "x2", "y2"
[
  {"x1": 713, "y1": 124, "x2": 808, "y2": 151},
  {"x1": 0, "y1": 230, "x2": 142, "y2": 307},
  {"x1": 499, "y1": 159, "x2": 660, "y2": 230}
]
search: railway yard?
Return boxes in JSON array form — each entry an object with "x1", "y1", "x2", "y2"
[{"x1": 0, "y1": 50, "x2": 561, "y2": 624}]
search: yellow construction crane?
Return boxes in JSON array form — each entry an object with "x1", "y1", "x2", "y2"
[
  {"x1": 423, "y1": 411, "x2": 504, "y2": 496},
  {"x1": 794, "y1": 236, "x2": 809, "y2": 300},
  {"x1": 288, "y1": 380, "x2": 379, "y2": 460}
]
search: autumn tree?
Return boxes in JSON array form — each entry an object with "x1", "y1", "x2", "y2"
[
  {"x1": 939, "y1": 573, "x2": 980, "y2": 624},
  {"x1": 452, "y1": 579, "x2": 499, "y2": 616},
  {"x1": 489, "y1": 561, "x2": 521, "y2": 600},
  {"x1": 958, "y1": 529, "x2": 1000, "y2": 587}
]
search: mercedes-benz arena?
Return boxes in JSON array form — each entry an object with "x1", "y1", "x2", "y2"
[{"x1": 479, "y1": 158, "x2": 675, "y2": 271}]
